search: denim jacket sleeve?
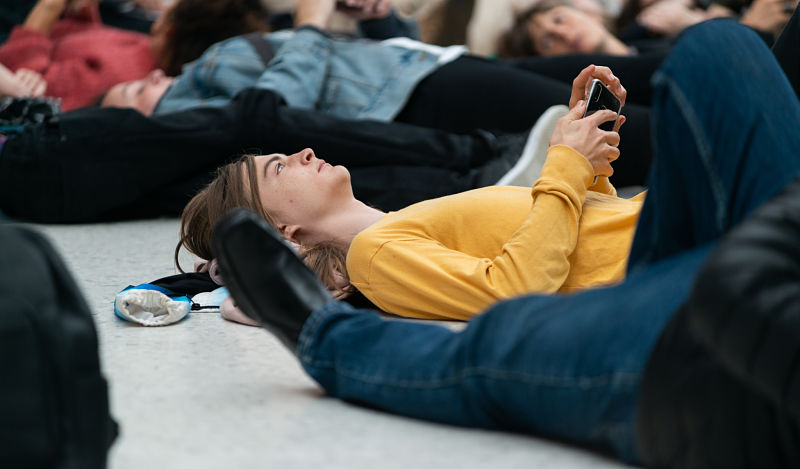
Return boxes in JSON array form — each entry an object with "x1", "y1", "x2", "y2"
[{"x1": 254, "y1": 27, "x2": 333, "y2": 110}]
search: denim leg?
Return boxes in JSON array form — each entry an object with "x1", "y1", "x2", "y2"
[
  {"x1": 298, "y1": 246, "x2": 712, "y2": 463},
  {"x1": 628, "y1": 20, "x2": 800, "y2": 272}
]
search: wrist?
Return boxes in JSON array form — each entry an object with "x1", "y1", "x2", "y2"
[{"x1": 294, "y1": 3, "x2": 333, "y2": 29}]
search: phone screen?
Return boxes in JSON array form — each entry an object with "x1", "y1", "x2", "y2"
[{"x1": 583, "y1": 79, "x2": 621, "y2": 132}]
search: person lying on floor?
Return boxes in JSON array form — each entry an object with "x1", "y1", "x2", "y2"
[
  {"x1": 99, "y1": 0, "x2": 656, "y2": 187},
  {"x1": 177, "y1": 63, "x2": 636, "y2": 321},
  {"x1": 0, "y1": 0, "x2": 156, "y2": 111},
  {"x1": 0, "y1": 0, "x2": 403, "y2": 112},
  {"x1": 0, "y1": 86, "x2": 537, "y2": 223},
  {"x1": 211, "y1": 18, "x2": 800, "y2": 468}
]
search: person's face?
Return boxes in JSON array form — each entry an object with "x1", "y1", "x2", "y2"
[
  {"x1": 101, "y1": 69, "x2": 174, "y2": 115},
  {"x1": 527, "y1": 6, "x2": 610, "y2": 56},
  {"x1": 249, "y1": 148, "x2": 353, "y2": 243}
]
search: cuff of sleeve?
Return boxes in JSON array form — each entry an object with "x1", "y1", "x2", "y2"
[
  {"x1": 295, "y1": 24, "x2": 332, "y2": 39},
  {"x1": 541, "y1": 145, "x2": 596, "y2": 190},
  {"x1": 9, "y1": 25, "x2": 49, "y2": 41}
]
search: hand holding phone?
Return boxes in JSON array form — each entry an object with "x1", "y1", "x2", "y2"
[{"x1": 582, "y1": 79, "x2": 622, "y2": 132}]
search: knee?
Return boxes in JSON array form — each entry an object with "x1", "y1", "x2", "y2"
[
  {"x1": 668, "y1": 19, "x2": 767, "y2": 71},
  {"x1": 687, "y1": 178, "x2": 800, "y2": 347}
]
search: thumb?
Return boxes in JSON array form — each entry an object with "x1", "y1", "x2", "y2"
[{"x1": 567, "y1": 100, "x2": 586, "y2": 121}]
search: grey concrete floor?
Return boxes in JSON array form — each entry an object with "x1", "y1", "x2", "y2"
[{"x1": 33, "y1": 219, "x2": 633, "y2": 469}]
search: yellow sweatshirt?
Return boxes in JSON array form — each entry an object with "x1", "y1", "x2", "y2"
[{"x1": 346, "y1": 145, "x2": 645, "y2": 320}]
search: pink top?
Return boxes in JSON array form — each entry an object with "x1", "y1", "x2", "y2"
[{"x1": 0, "y1": 7, "x2": 156, "y2": 111}]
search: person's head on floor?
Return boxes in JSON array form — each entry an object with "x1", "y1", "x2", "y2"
[
  {"x1": 176, "y1": 149, "x2": 353, "y2": 291},
  {"x1": 499, "y1": 0, "x2": 619, "y2": 57},
  {"x1": 99, "y1": 69, "x2": 174, "y2": 115},
  {"x1": 151, "y1": 0, "x2": 271, "y2": 77}
]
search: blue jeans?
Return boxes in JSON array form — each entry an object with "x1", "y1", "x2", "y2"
[{"x1": 296, "y1": 21, "x2": 800, "y2": 464}]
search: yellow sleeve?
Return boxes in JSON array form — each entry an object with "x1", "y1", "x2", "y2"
[
  {"x1": 589, "y1": 176, "x2": 617, "y2": 196},
  {"x1": 351, "y1": 145, "x2": 595, "y2": 320}
]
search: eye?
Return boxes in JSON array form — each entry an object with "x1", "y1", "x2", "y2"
[
  {"x1": 553, "y1": 14, "x2": 563, "y2": 24},
  {"x1": 276, "y1": 163, "x2": 285, "y2": 174}
]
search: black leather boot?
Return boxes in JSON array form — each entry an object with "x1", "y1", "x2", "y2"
[
  {"x1": 212, "y1": 209, "x2": 333, "y2": 350},
  {"x1": 687, "y1": 178, "x2": 800, "y2": 423}
]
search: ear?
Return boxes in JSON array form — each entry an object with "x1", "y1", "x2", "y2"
[{"x1": 277, "y1": 223, "x2": 301, "y2": 243}]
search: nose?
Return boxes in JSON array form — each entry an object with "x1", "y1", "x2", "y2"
[
  {"x1": 551, "y1": 23, "x2": 571, "y2": 40},
  {"x1": 292, "y1": 148, "x2": 316, "y2": 165},
  {"x1": 147, "y1": 69, "x2": 165, "y2": 83}
]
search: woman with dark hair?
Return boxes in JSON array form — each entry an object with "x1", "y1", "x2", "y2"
[
  {"x1": 498, "y1": 0, "x2": 672, "y2": 58},
  {"x1": 149, "y1": 0, "x2": 270, "y2": 77}
]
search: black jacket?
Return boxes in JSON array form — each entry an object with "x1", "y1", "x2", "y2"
[{"x1": 636, "y1": 180, "x2": 800, "y2": 468}]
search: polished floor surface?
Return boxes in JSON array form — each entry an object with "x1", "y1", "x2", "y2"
[{"x1": 35, "y1": 219, "x2": 631, "y2": 469}]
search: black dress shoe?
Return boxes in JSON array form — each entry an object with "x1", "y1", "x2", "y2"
[{"x1": 212, "y1": 208, "x2": 332, "y2": 350}]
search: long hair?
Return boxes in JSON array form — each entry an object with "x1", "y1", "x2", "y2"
[
  {"x1": 498, "y1": 0, "x2": 615, "y2": 58},
  {"x1": 175, "y1": 155, "x2": 351, "y2": 294},
  {"x1": 157, "y1": 0, "x2": 270, "y2": 76}
]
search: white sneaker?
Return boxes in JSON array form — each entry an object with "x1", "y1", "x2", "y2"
[{"x1": 496, "y1": 104, "x2": 569, "y2": 187}]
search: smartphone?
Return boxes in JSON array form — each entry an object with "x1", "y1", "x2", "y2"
[{"x1": 582, "y1": 79, "x2": 621, "y2": 132}]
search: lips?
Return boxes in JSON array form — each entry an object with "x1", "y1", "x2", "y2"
[{"x1": 318, "y1": 160, "x2": 327, "y2": 172}]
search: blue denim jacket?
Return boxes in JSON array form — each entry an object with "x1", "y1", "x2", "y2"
[{"x1": 154, "y1": 27, "x2": 465, "y2": 121}]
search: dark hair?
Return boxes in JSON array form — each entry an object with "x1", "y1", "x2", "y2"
[
  {"x1": 498, "y1": 0, "x2": 573, "y2": 58},
  {"x1": 157, "y1": 0, "x2": 270, "y2": 76},
  {"x1": 176, "y1": 155, "x2": 351, "y2": 294},
  {"x1": 91, "y1": 90, "x2": 110, "y2": 108}
]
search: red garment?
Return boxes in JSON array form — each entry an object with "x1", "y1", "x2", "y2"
[{"x1": 0, "y1": 10, "x2": 156, "y2": 111}]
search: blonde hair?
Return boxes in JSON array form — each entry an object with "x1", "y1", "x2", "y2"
[{"x1": 175, "y1": 155, "x2": 351, "y2": 294}]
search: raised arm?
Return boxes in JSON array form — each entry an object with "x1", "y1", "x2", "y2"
[
  {"x1": 349, "y1": 65, "x2": 626, "y2": 320},
  {"x1": 349, "y1": 144, "x2": 598, "y2": 320},
  {"x1": 252, "y1": 1, "x2": 335, "y2": 110}
]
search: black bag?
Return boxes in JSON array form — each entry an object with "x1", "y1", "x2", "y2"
[{"x1": 0, "y1": 224, "x2": 117, "y2": 469}]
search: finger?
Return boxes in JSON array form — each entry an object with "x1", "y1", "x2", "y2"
[
  {"x1": 596, "y1": 160, "x2": 614, "y2": 177},
  {"x1": 606, "y1": 145, "x2": 621, "y2": 163},
  {"x1": 605, "y1": 130, "x2": 621, "y2": 148},
  {"x1": 570, "y1": 65, "x2": 596, "y2": 108},
  {"x1": 587, "y1": 109, "x2": 619, "y2": 126},
  {"x1": 566, "y1": 100, "x2": 587, "y2": 121},
  {"x1": 612, "y1": 114, "x2": 626, "y2": 133},
  {"x1": 593, "y1": 66, "x2": 627, "y2": 107},
  {"x1": 33, "y1": 81, "x2": 46, "y2": 97}
]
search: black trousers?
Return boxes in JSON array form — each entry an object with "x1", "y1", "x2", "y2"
[
  {"x1": 0, "y1": 88, "x2": 497, "y2": 223},
  {"x1": 396, "y1": 54, "x2": 661, "y2": 187}
]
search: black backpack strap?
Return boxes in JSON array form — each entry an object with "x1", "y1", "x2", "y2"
[{"x1": 242, "y1": 32, "x2": 275, "y2": 65}]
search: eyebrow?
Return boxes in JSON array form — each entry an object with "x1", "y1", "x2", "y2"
[{"x1": 264, "y1": 155, "x2": 282, "y2": 179}]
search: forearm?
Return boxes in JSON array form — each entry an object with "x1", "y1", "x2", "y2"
[
  {"x1": 294, "y1": 0, "x2": 335, "y2": 29},
  {"x1": 254, "y1": 27, "x2": 332, "y2": 109},
  {"x1": 490, "y1": 146, "x2": 594, "y2": 292},
  {"x1": 353, "y1": 147, "x2": 594, "y2": 320},
  {"x1": 23, "y1": 0, "x2": 66, "y2": 35}
]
